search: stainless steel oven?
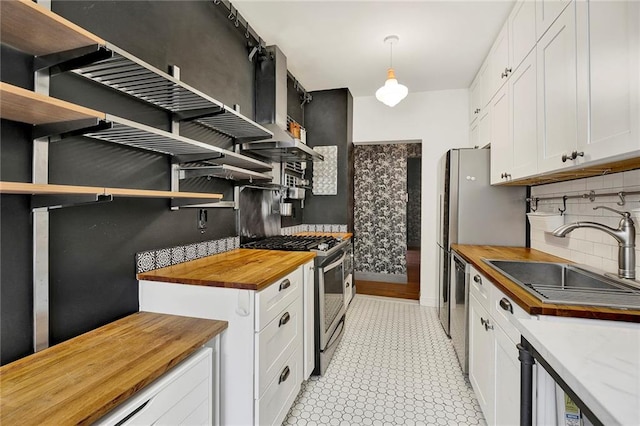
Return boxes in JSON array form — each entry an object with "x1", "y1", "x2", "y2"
[{"x1": 314, "y1": 246, "x2": 347, "y2": 375}]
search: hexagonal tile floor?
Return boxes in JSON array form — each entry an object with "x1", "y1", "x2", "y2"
[{"x1": 283, "y1": 295, "x2": 486, "y2": 426}]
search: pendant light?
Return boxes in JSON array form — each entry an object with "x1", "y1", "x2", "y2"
[{"x1": 375, "y1": 35, "x2": 409, "y2": 107}]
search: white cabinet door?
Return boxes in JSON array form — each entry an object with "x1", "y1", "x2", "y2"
[
  {"x1": 478, "y1": 108, "x2": 491, "y2": 149},
  {"x1": 478, "y1": 59, "x2": 491, "y2": 110},
  {"x1": 536, "y1": 0, "x2": 573, "y2": 40},
  {"x1": 510, "y1": 49, "x2": 538, "y2": 179},
  {"x1": 469, "y1": 295, "x2": 495, "y2": 425},
  {"x1": 470, "y1": 120, "x2": 480, "y2": 149},
  {"x1": 490, "y1": 22, "x2": 511, "y2": 100},
  {"x1": 490, "y1": 85, "x2": 511, "y2": 185},
  {"x1": 576, "y1": 0, "x2": 640, "y2": 163},
  {"x1": 537, "y1": 2, "x2": 579, "y2": 173},
  {"x1": 470, "y1": 75, "x2": 481, "y2": 124},
  {"x1": 494, "y1": 326, "x2": 521, "y2": 426},
  {"x1": 509, "y1": 0, "x2": 537, "y2": 71}
]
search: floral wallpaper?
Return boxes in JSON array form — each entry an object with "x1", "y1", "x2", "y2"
[
  {"x1": 407, "y1": 158, "x2": 421, "y2": 248},
  {"x1": 353, "y1": 143, "x2": 421, "y2": 276}
]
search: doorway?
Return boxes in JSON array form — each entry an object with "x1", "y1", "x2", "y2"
[{"x1": 353, "y1": 142, "x2": 421, "y2": 300}]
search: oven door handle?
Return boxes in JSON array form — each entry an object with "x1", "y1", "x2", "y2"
[{"x1": 323, "y1": 253, "x2": 346, "y2": 272}]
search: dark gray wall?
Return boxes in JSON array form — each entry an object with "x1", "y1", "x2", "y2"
[
  {"x1": 0, "y1": 1, "x2": 255, "y2": 364},
  {"x1": 303, "y1": 89, "x2": 354, "y2": 229}
]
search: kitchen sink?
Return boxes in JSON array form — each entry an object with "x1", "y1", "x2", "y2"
[{"x1": 482, "y1": 259, "x2": 640, "y2": 310}]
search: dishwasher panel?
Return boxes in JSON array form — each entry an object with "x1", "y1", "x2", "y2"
[{"x1": 450, "y1": 252, "x2": 469, "y2": 374}]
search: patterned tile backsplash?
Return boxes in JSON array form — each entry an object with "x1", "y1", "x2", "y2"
[
  {"x1": 137, "y1": 226, "x2": 348, "y2": 273},
  {"x1": 281, "y1": 224, "x2": 348, "y2": 235},
  {"x1": 530, "y1": 169, "x2": 640, "y2": 278},
  {"x1": 136, "y1": 236, "x2": 239, "y2": 273}
]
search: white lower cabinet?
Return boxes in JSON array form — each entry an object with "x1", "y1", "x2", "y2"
[
  {"x1": 139, "y1": 262, "x2": 311, "y2": 426},
  {"x1": 469, "y1": 295, "x2": 495, "y2": 425},
  {"x1": 469, "y1": 268, "x2": 535, "y2": 426},
  {"x1": 96, "y1": 345, "x2": 218, "y2": 426}
]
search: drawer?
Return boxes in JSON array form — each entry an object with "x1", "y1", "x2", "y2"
[
  {"x1": 96, "y1": 347, "x2": 211, "y2": 426},
  {"x1": 255, "y1": 347, "x2": 302, "y2": 426},
  {"x1": 255, "y1": 268, "x2": 302, "y2": 332},
  {"x1": 491, "y1": 284, "x2": 532, "y2": 344},
  {"x1": 255, "y1": 297, "x2": 302, "y2": 399},
  {"x1": 469, "y1": 264, "x2": 490, "y2": 311}
]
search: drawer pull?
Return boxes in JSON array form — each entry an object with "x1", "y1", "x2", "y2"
[
  {"x1": 278, "y1": 312, "x2": 291, "y2": 327},
  {"x1": 278, "y1": 366, "x2": 290, "y2": 384},
  {"x1": 346, "y1": 282, "x2": 351, "y2": 288},
  {"x1": 499, "y1": 298, "x2": 513, "y2": 314},
  {"x1": 480, "y1": 317, "x2": 493, "y2": 331},
  {"x1": 279, "y1": 279, "x2": 291, "y2": 292},
  {"x1": 473, "y1": 274, "x2": 482, "y2": 285}
]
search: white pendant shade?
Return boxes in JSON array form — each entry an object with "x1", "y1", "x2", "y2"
[{"x1": 376, "y1": 68, "x2": 408, "y2": 107}]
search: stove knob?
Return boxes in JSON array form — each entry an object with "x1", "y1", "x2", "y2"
[{"x1": 318, "y1": 243, "x2": 329, "y2": 251}]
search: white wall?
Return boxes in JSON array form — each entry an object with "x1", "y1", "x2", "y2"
[
  {"x1": 530, "y1": 170, "x2": 640, "y2": 278},
  {"x1": 353, "y1": 89, "x2": 469, "y2": 306}
]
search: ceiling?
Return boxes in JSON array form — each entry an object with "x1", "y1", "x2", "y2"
[{"x1": 233, "y1": 0, "x2": 515, "y2": 97}]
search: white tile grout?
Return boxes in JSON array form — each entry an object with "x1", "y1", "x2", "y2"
[{"x1": 284, "y1": 295, "x2": 486, "y2": 426}]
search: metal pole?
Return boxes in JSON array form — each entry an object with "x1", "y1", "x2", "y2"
[{"x1": 517, "y1": 340, "x2": 535, "y2": 426}]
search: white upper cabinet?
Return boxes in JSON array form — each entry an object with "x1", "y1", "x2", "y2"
[
  {"x1": 490, "y1": 85, "x2": 511, "y2": 184},
  {"x1": 509, "y1": 0, "x2": 537, "y2": 71},
  {"x1": 510, "y1": 50, "x2": 538, "y2": 179},
  {"x1": 536, "y1": 0, "x2": 573, "y2": 40},
  {"x1": 537, "y1": 2, "x2": 580, "y2": 173},
  {"x1": 478, "y1": 107, "x2": 491, "y2": 149},
  {"x1": 489, "y1": 22, "x2": 511, "y2": 99},
  {"x1": 470, "y1": 120, "x2": 480, "y2": 148},
  {"x1": 469, "y1": 75, "x2": 481, "y2": 124},
  {"x1": 470, "y1": 59, "x2": 491, "y2": 124},
  {"x1": 576, "y1": 0, "x2": 640, "y2": 162}
]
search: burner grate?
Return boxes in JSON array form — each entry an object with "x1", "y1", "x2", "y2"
[{"x1": 241, "y1": 235, "x2": 339, "y2": 252}]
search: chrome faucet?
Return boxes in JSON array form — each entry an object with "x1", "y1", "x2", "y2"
[{"x1": 552, "y1": 206, "x2": 636, "y2": 279}]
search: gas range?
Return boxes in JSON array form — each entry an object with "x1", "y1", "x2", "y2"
[{"x1": 241, "y1": 235, "x2": 347, "y2": 257}]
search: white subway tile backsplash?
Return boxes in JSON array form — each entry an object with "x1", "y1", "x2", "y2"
[{"x1": 531, "y1": 169, "x2": 640, "y2": 278}]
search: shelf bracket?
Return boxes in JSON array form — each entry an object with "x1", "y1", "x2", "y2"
[
  {"x1": 33, "y1": 118, "x2": 110, "y2": 141},
  {"x1": 32, "y1": 194, "x2": 113, "y2": 210},
  {"x1": 35, "y1": 45, "x2": 112, "y2": 75}
]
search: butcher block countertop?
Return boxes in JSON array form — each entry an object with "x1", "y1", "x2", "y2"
[
  {"x1": 137, "y1": 248, "x2": 316, "y2": 291},
  {"x1": 0, "y1": 312, "x2": 227, "y2": 426},
  {"x1": 452, "y1": 245, "x2": 640, "y2": 322}
]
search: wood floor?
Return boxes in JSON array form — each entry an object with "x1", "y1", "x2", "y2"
[{"x1": 354, "y1": 248, "x2": 420, "y2": 300}]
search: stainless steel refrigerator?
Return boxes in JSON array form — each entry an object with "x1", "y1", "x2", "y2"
[{"x1": 436, "y1": 148, "x2": 525, "y2": 341}]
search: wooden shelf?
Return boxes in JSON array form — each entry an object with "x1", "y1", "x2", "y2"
[
  {"x1": 0, "y1": 181, "x2": 223, "y2": 201},
  {"x1": 0, "y1": 0, "x2": 105, "y2": 56},
  {"x1": 0, "y1": 82, "x2": 104, "y2": 125}
]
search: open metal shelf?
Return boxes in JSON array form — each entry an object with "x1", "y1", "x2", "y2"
[
  {"x1": 78, "y1": 114, "x2": 273, "y2": 171},
  {"x1": 70, "y1": 43, "x2": 273, "y2": 141},
  {"x1": 179, "y1": 164, "x2": 272, "y2": 182}
]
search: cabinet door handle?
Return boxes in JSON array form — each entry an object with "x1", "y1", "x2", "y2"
[
  {"x1": 499, "y1": 298, "x2": 513, "y2": 314},
  {"x1": 279, "y1": 279, "x2": 291, "y2": 291},
  {"x1": 278, "y1": 366, "x2": 291, "y2": 384},
  {"x1": 480, "y1": 317, "x2": 486, "y2": 326},
  {"x1": 562, "y1": 151, "x2": 585, "y2": 163},
  {"x1": 473, "y1": 274, "x2": 482, "y2": 285},
  {"x1": 484, "y1": 321, "x2": 494, "y2": 331},
  {"x1": 346, "y1": 282, "x2": 351, "y2": 288},
  {"x1": 278, "y1": 312, "x2": 291, "y2": 327},
  {"x1": 501, "y1": 172, "x2": 512, "y2": 179}
]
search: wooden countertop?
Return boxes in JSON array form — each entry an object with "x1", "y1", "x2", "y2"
[
  {"x1": 452, "y1": 245, "x2": 640, "y2": 322},
  {"x1": 0, "y1": 312, "x2": 228, "y2": 426},
  {"x1": 137, "y1": 248, "x2": 316, "y2": 291}
]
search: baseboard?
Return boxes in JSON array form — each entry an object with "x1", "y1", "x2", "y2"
[
  {"x1": 420, "y1": 296, "x2": 437, "y2": 307},
  {"x1": 354, "y1": 271, "x2": 408, "y2": 284}
]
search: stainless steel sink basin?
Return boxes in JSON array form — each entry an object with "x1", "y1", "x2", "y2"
[{"x1": 482, "y1": 259, "x2": 640, "y2": 309}]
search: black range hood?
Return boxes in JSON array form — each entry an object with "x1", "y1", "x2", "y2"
[{"x1": 242, "y1": 45, "x2": 323, "y2": 162}]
